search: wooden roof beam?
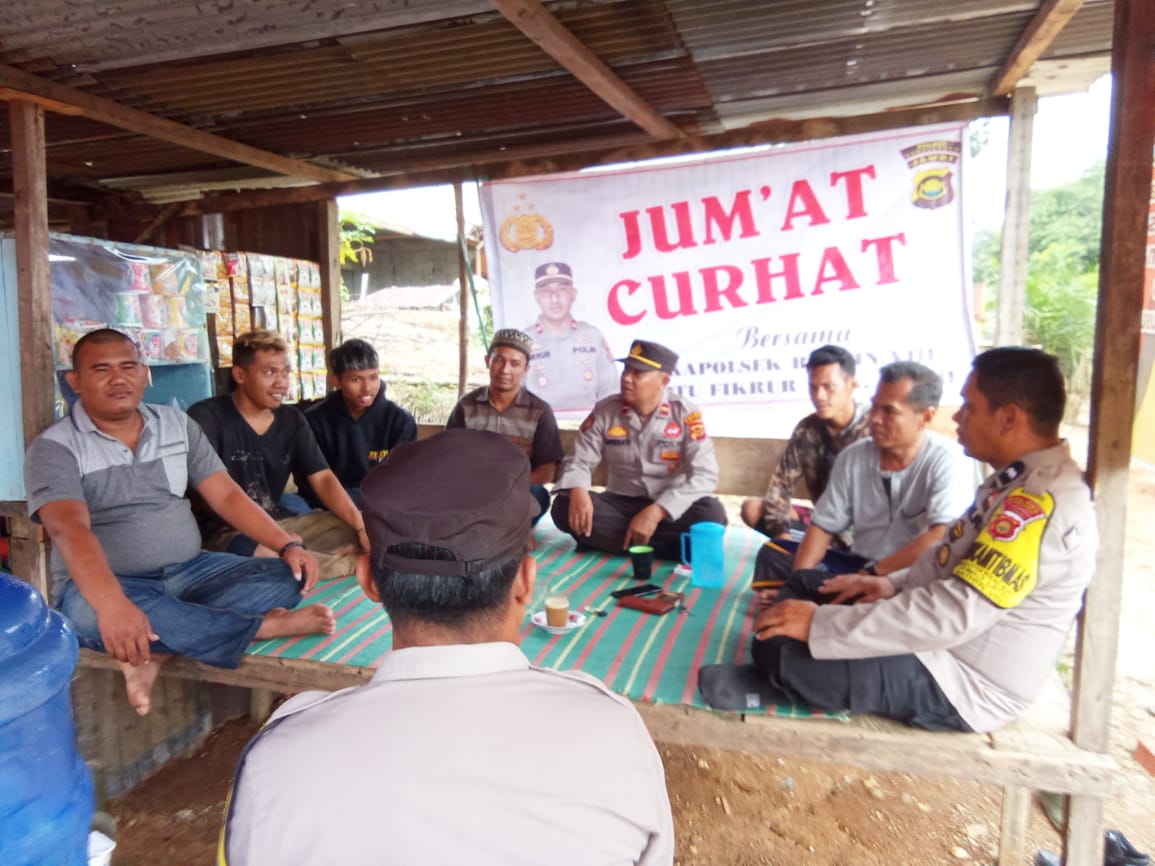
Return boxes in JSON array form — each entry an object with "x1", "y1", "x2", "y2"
[
  {"x1": 0, "y1": 64, "x2": 359, "y2": 184},
  {"x1": 175, "y1": 97, "x2": 1009, "y2": 215},
  {"x1": 989, "y1": 0, "x2": 1086, "y2": 96},
  {"x1": 490, "y1": 0, "x2": 685, "y2": 140}
]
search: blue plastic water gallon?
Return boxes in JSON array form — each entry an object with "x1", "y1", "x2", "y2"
[{"x1": 0, "y1": 571, "x2": 93, "y2": 866}]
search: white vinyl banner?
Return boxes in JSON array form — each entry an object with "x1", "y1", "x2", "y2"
[{"x1": 480, "y1": 124, "x2": 976, "y2": 437}]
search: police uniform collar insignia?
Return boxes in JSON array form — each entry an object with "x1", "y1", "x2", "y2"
[
  {"x1": 997, "y1": 461, "x2": 1025, "y2": 487},
  {"x1": 658, "y1": 402, "x2": 671, "y2": 417}
]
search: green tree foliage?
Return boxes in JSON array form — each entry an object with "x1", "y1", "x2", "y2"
[
  {"x1": 338, "y1": 211, "x2": 379, "y2": 302},
  {"x1": 972, "y1": 161, "x2": 1103, "y2": 408}
]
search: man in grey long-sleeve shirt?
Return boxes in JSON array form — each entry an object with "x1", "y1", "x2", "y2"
[
  {"x1": 551, "y1": 339, "x2": 727, "y2": 560},
  {"x1": 749, "y1": 347, "x2": 1097, "y2": 733}
]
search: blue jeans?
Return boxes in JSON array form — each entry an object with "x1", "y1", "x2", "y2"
[
  {"x1": 56, "y1": 551, "x2": 302, "y2": 669},
  {"x1": 530, "y1": 484, "x2": 551, "y2": 527}
]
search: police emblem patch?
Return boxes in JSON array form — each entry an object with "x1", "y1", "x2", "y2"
[
  {"x1": 686, "y1": 412, "x2": 706, "y2": 441},
  {"x1": 664, "y1": 422, "x2": 682, "y2": 439},
  {"x1": 937, "y1": 543, "x2": 951, "y2": 566},
  {"x1": 952, "y1": 487, "x2": 1054, "y2": 609},
  {"x1": 607, "y1": 425, "x2": 628, "y2": 438}
]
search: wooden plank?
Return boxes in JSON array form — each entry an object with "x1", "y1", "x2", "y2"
[
  {"x1": 636, "y1": 703, "x2": 1115, "y2": 796},
  {"x1": 989, "y1": 0, "x2": 1086, "y2": 96},
  {"x1": 133, "y1": 201, "x2": 184, "y2": 245},
  {"x1": 997, "y1": 786, "x2": 1032, "y2": 866},
  {"x1": 179, "y1": 99, "x2": 1011, "y2": 215},
  {"x1": 80, "y1": 648, "x2": 373, "y2": 693},
  {"x1": 491, "y1": 0, "x2": 684, "y2": 140},
  {"x1": 316, "y1": 199, "x2": 342, "y2": 350},
  {"x1": 10, "y1": 99, "x2": 54, "y2": 447},
  {"x1": 6, "y1": 515, "x2": 49, "y2": 601},
  {"x1": 1063, "y1": 794, "x2": 1104, "y2": 866},
  {"x1": 456, "y1": 181, "x2": 469, "y2": 397},
  {"x1": 0, "y1": 64, "x2": 356, "y2": 184},
  {"x1": 419, "y1": 423, "x2": 793, "y2": 497},
  {"x1": 77, "y1": 648, "x2": 1116, "y2": 797},
  {"x1": 1078, "y1": 0, "x2": 1155, "y2": 754},
  {"x1": 994, "y1": 86, "x2": 1037, "y2": 347}
]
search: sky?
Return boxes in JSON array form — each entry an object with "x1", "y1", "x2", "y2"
[{"x1": 340, "y1": 73, "x2": 1114, "y2": 243}]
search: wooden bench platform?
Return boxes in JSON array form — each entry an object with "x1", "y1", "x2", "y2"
[{"x1": 78, "y1": 647, "x2": 1116, "y2": 865}]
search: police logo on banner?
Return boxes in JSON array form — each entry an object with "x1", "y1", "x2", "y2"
[
  {"x1": 498, "y1": 198, "x2": 554, "y2": 252},
  {"x1": 902, "y1": 139, "x2": 961, "y2": 210}
]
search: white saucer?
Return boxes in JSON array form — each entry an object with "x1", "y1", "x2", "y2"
[{"x1": 530, "y1": 610, "x2": 587, "y2": 635}]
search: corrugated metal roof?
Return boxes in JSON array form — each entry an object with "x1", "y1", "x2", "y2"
[{"x1": 0, "y1": 0, "x2": 1115, "y2": 207}]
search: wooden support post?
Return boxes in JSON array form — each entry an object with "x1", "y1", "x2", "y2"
[
  {"x1": 997, "y1": 786, "x2": 1031, "y2": 866},
  {"x1": 1078, "y1": 0, "x2": 1155, "y2": 749},
  {"x1": 6, "y1": 514, "x2": 48, "y2": 598},
  {"x1": 317, "y1": 199, "x2": 341, "y2": 350},
  {"x1": 455, "y1": 181, "x2": 468, "y2": 397},
  {"x1": 1063, "y1": 794, "x2": 1105, "y2": 866},
  {"x1": 1073, "y1": 0, "x2": 1154, "y2": 858},
  {"x1": 995, "y1": 86, "x2": 1037, "y2": 347},
  {"x1": 9, "y1": 100, "x2": 54, "y2": 594},
  {"x1": 11, "y1": 99, "x2": 54, "y2": 447}
]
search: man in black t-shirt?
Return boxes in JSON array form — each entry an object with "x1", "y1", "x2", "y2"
[
  {"x1": 189, "y1": 331, "x2": 369, "y2": 581},
  {"x1": 299, "y1": 339, "x2": 417, "y2": 508}
]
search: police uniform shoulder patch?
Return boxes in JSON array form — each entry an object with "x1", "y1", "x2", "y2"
[
  {"x1": 686, "y1": 411, "x2": 706, "y2": 441},
  {"x1": 951, "y1": 487, "x2": 1054, "y2": 608},
  {"x1": 579, "y1": 412, "x2": 596, "y2": 433},
  {"x1": 936, "y1": 543, "x2": 951, "y2": 567}
]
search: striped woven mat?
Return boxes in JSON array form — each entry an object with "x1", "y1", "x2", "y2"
[{"x1": 246, "y1": 520, "x2": 846, "y2": 719}]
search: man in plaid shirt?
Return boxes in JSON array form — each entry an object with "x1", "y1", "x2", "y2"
[{"x1": 741, "y1": 345, "x2": 868, "y2": 547}]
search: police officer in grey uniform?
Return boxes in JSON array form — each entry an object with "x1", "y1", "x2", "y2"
[
  {"x1": 523, "y1": 261, "x2": 618, "y2": 413},
  {"x1": 551, "y1": 339, "x2": 728, "y2": 560}
]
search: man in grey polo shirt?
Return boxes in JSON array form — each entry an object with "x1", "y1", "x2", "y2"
[
  {"x1": 446, "y1": 328, "x2": 564, "y2": 524},
  {"x1": 24, "y1": 329, "x2": 337, "y2": 716},
  {"x1": 222, "y1": 429, "x2": 674, "y2": 866},
  {"x1": 751, "y1": 361, "x2": 973, "y2": 604}
]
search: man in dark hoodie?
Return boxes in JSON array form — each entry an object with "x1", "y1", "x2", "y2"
[{"x1": 300, "y1": 338, "x2": 417, "y2": 508}]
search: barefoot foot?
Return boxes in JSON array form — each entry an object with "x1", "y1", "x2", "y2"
[
  {"x1": 255, "y1": 604, "x2": 336, "y2": 640},
  {"x1": 119, "y1": 655, "x2": 170, "y2": 716}
]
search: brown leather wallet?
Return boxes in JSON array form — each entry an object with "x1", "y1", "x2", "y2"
[{"x1": 618, "y1": 590, "x2": 684, "y2": 615}]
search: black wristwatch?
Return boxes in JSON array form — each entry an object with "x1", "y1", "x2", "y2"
[{"x1": 862, "y1": 559, "x2": 879, "y2": 576}]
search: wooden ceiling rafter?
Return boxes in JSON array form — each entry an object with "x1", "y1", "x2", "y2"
[
  {"x1": 489, "y1": 0, "x2": 685, "y2": 140},
  {"x1": 988, "y1": 0, "x2": 1087, "y2": 96},
  {"x1": 167, "y1": 96, "x2": 1009, "y2": 216},
  {"x1": 0, "y1": 64, "x2": 360, "y2": 184}
]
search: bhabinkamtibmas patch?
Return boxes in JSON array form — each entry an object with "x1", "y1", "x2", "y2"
[{"x1": 952, "y1": 487, "x2": 1054, "y2": 608}]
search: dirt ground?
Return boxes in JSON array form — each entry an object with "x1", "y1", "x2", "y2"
[{"x1": 105, "y1": 457, "x2": 1155, "y2": 866}]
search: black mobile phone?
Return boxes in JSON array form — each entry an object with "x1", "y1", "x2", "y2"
[{"x1": 611, "y1": 583, "x2": 662, "y2": 599}]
